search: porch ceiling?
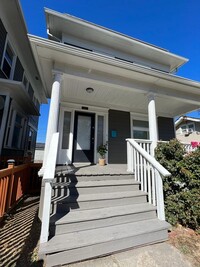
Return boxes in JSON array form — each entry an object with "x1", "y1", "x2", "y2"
[
  {"x1": 29, "y1": 36, "x2": 200, "y2": 117},
  {"x1": 61, "y1": 76, "x2": 199, "y2": 117}
]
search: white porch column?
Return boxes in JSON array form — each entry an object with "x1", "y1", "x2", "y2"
[
  {"x1": 42, "y1": 72, "x2": 63, "y2": 170},
  {"x1": 148, "y1": 93, "x2": 158, "y2": 156}
]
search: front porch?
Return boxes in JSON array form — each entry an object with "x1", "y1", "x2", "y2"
[{"x1": 56, "y1": 163, "x2": 128, "y2": 176}]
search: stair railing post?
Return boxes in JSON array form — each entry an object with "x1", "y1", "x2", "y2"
[
  {"x1": 155, "y1": 170, "x2": 165, "y2": 220},
  {"x1": 40, "y1": 133, "x2": 59, "y2": 244}
]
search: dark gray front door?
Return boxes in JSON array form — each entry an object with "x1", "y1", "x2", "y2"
[{"x1": 73, "y1": 112, "x2": 95, "y2": 163}]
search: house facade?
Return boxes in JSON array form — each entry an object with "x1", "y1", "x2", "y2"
[
  {"x1": 29, "y1": 9, "x2": 200, "y2": 167},
  {"x1": 176, "y1": 116, "x2": 200, "y2": 143},
  {"x1": 0, "y1": 1, "x2": 46, "y2": 163}
]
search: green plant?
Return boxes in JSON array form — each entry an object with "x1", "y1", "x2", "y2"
[
  {"x1": 155, "y1": 139, "x2": 200, "y2": 231},
  {"x1": 97, "y1": 143, "x2": 108, "y2": 159}
]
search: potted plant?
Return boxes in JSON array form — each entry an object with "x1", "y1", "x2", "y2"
[{"x1": 97, "y1": 143, "x2": 108, "y2": 166}]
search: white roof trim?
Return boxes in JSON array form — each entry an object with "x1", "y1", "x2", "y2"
[{"x1": 175, "y1": 116, "x2": 200, "y2": 126}]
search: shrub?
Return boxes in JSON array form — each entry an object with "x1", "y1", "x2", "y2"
[{"x1": 155, "y1": 139, "x2": 200, "y2": 231}]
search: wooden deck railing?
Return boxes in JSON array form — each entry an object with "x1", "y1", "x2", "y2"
[{"x1": 0, "y1": 161, "x2": 42, "y2": 219}]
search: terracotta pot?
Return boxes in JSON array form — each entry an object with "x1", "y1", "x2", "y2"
[{"x1": 99, "y1": 158, "x2": 106, "y2": 166}]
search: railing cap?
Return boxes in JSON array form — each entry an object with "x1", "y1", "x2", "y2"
[{"x1": 7, "y1": 159, "x2": 15, "y2": 164}]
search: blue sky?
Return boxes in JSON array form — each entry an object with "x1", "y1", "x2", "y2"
[{"x1": 20, "y1": 0, "x2": 200, "y2": 142}]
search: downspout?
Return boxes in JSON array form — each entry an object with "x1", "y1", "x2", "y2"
[{"x1": 47, "y1": 29, "x2": 61, "y2": 42}]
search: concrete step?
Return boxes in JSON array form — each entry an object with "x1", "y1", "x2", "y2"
[
  {"x1": 40, "y1": 219, "x2": 170, "y2": 267},
  {"x1": 51, "y1": 190, "x2": 147, "y2": 213},
  {"x1": 52, "y1": 179, "x2": 140, "y2": 196},
  {"x1": 54, "y1": 174, "x2": 134, "y2": 183},
  {"x1": 50, "y1": 203, "x2": 156, "y2": 235}
]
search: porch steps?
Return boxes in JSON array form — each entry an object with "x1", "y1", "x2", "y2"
[
  {"x1": 50, "y1": 203, "x2": 157, "y2": 235},
  {"x1": 52, "y1": 179, "x2": 140, "y2": 195},
  {"x1": 40, "y1": 174, "x2": 170, "y2": 266}
]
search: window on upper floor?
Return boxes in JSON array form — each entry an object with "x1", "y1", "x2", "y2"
[
  {"x1": 180, "y1": 123, "x2": 195, "y2": 134},
  {"x1": 133, "y1": 119, "x2": 149, "y2": 140},
  {"x1": 1, "y1": 41, "x2": 15, "y2": 79}
]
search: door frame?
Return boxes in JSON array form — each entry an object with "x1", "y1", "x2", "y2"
[{"x1": 58, "y1": 103, "x2": 108, "y2": 165}]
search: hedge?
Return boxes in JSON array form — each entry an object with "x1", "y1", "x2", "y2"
[{"x1": 155, "y1": 139, "x2": 200, "y2": 231}]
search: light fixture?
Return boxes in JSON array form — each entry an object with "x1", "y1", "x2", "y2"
[{"x1": 86, "y1": 87, "x2": 94, "y2": 93}]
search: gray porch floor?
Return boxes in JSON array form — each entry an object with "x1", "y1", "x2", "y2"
[{"x1": 56, "y1": 164, "x2": 129, "y2": 176}]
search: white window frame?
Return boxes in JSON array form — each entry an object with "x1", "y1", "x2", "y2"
[
  {"x1": 4, "y1": 103, "x2": 26, "y2": 149},
  {"x1": 130, "y1": 113, "x2": 149, "y2": 140},
  {"x1": 1, "y1": 37, "x2": 16, "y2": 79},
  {"x1": 58, "y1": 103, "x2": 108, "y2": 165}
]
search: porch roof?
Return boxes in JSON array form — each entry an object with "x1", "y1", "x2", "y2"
[{"x1": 29, "y1": 35, "x2": 200, "y2": 117}]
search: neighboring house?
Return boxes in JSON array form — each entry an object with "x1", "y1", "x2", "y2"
[
  {"x1": 34, "y1": 142, "x2": 45, "y2": 163},
  {"x1": 29, "y1": 9, "x2": 200, "y2": 167},
  {"x1": 0, "y1": 1, "x2": 46, "y2": 162},
  {"x1": 175, "y1": 116, "x2": 200, "y2": 143}
]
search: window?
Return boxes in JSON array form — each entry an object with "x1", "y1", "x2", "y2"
[
  {"x1": 62, "y1": 111, "x2": 71, "y2": 149},
  {"x1": 97, "y1": 115, "x2": 104, "y2": 148},
  {"x1": 1, "y1": 41, "x2": 15, "y2": 78},
  {"x1": 181, "y1": 123, "x2": 195, "y2": 134},
  {"x1": 12, "y1": 113, "x2": 23, "y2": 148},
  {"x1": 27, "y1": 127, "x2": 36, "y2": 151},
  {"x1": 133, "y1": 119, "x2": 149, "y2": 139}
]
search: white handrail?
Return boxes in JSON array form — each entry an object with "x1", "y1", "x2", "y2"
[
  {"x1": 40, "y1": 132, "x2": 59, "y2": 244},
  {"x1": 127, "y1": 139, "x2": 171, "y2": 177},
  {"x1": 126, "y1": 138, "x2": 171, "y2": 221}
]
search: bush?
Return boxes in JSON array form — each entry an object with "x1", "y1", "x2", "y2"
[{"x1": 155, "y1": 139, "x2": 200, "y2": 231}]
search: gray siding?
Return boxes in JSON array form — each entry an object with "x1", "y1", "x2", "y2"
[
  {"x1": 158, "y1": 117, "x2": 175, "y2": 141},
  {"x1": 108, "y1": 110, "x2": 130, "y2": 164},
  {"x1": 13, "y1": 57, "x2": 24, "y2": 81},
  {"x1": 194, "y1": 122, "x2": 200, "y2": 132}
]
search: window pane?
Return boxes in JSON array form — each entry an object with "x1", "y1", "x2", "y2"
[
  {"x1": 133, "y1": 119, "x2": 149, "y2": 140},
  {"x1": 62, "y1": 111, "x2": 71, "y2": 149},
  {"x1": 76, "y1": 115, "x2": 91, "y2": 150},
  {"x1": 97, "y1": 116, "x2": 104, "y2": 148},
  {"x1": 133, "y1": 130, "x2": 149, "y2": 139},
  {"x1": 2, "y1": 60, "x2": 11, "y2": 78},
  {"x1": 12, "y1": 114, "x2": 23, "y2": 148},
  {"x1": 5, "y1": 44, "x2": 13, "y2": 65},
  {"x1": 133, "y1": 120, "x2": 149, "y2": 128},
  {"x1": 12, "y1": 126, "x2": 20, "y2": 148}
]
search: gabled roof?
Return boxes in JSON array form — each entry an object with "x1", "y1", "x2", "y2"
[
  {"x1": 175, "y1": 116, "x2": 200, "y2": 127},
  {"x1": 45, "y1": 8, "x2": 188, "y2": 73}
]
